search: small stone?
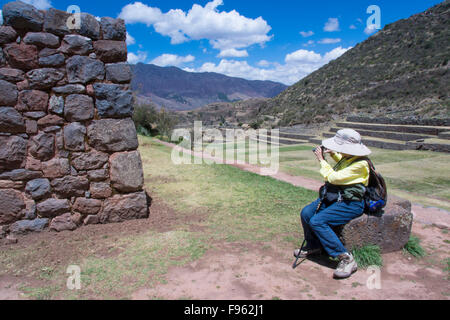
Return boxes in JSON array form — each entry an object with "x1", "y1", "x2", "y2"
[
  {"x1": 23, "y1": 111, "x2": 46, "y2": 119},
  {"x1": 0, "y1": 107, "x2": 25, "y2": 133},
  {"x1": 41, "y1": 158, "x2": 71, "y2": 178},
  {"x1": 49, "y1": 213, "x2": 77, "y2": 232},
  {"x1": 0, "y1": 180, "x2": 23, "y2": 188},
  {"x1": 93, "y1": 83, "x2": 134, "y2": 118},
  {"x1": 87, "y1": 168, "x2": 108, "y2": 181},
  {"x1": 16, "y1": 79, "x2": 29, "y2": 90},
  {"x1": 26, "y1": 157, "x2": 42, "y2": 171},
  {"x1": 64, "y1": 122, "x2": 86, "y2": 151},
  {"x1": 17, "y1": 90, "x2": 48, "y2": 112},
  {"x1": 25, "y1": 178, "x2": 51, "y2": 200},
  {"x1": 66, "y1": 55, "x2": 105, "y2": 84},
  {"x1": 25, "y1": 120, "x2": 37, "y2": 135},
  {"x1": 90, "y1": 182, "x2": 112, "y2": 199},
  {"x1": 0, "y1": 189, "x2": 26, "y2": 224},
  {"x1": 0, "y1": 168, "x2": 42, "y2": 181},
  {"x1": 71, "y1": 150, "x2": 109, "y2": 170},
  {"x1": 37, "y1": 114, "x2": 64, "y2": 127},
  {"x1": 10, "y1": 218, "x2": 49, "y2": 235},
  {"x1": 43, "y1": 8, "x2": 71, "y2": 36},
  {"x1": 39, "y1": 48, "x2": 58, "y2": 57},
  {"x1": 79, "y1": 13, "x2": 101, "y2": 40},
  {"x1": 23, "y1": 32, "x2": 60, "y2": 48},
  {"x1": 25, "y1": 200, "x2": 37, "y2": 220},
  {"x1": 84, "y1": 215, "x2": 99, "y2": 225},
  {"x1": 37, "y1": 198, "x2": 70, "y2": 218},
  {"x1": 0, "y1": 26, "x2": 18, "y2": 44},
  {"x1": 39, "y1": 53, "x2": 65, "y2": 67},
  {"x1": 3, "y1": 43, "x2": 39, "y2": 70},
  {"x1": 73, "y1": 198, "x2": 102, "y2": 215},
  {"x1": 5, "y1": 235, "x2": 18, "y2": 244},
  {"x1": 94, "y1": 40, "x2": 127, "y2": 63},
  {"x1": 0, "y1": 80, "x2": 18, "y2": 106},
  {"x1": 0, "y1": 68, "x2": 25, "y2": 82},
  {"x1": 0, "y1": 48, "x2": 6, "y2": 67},
  {"x1": 28, "y1": 132, "x2": 54, "y2": 161},
  {"x1": 52, "y1": 84, "x2": 86, "y2": 94},
  {"x1": 59, "y1": 34, "x2": 93, "y2": 55},
  {"x1": 100, "y1": 17, "x2": 126, "y2": 41},
  {"x1": 71, "y1": 212, "x2": 83, "y2": 226},
  {"x1": 48, "y1": 95, "x2": 64, "y2": 115},
  {"x1": 0, "y1": 136, "x2": 27, "y2": 170},
  {"x1": 2, "y1": 1, "x2": 44, "y2": 32},
  {"x1": 51, "y1": 176, "x2": 89, "y2": 197},
  {"x1": 64, "y1": 94, "x2": 94, "y2": 122},
  {"x1": 26, "y1": 68, "x2": 65, "y2": 90},
  {"x1": 105, "y1": 63, "x2": 132, "y2": 83}
]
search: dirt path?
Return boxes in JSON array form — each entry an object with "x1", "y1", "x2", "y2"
[{"x1": 138, "y1": 140, "x2": 449, "y2": 300}]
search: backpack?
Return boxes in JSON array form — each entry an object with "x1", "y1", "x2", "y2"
[{"x1": 352, "y1": 157, "x2": 388, "y2": 214}]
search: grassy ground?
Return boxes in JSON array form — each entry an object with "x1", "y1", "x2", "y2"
[{"x1": 0, "y1": 136, "x2": 317, "y2": 299}]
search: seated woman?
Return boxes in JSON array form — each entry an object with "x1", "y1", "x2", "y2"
[{"x1": 294, "y1": 129, "x2": 372, "y2": 279}]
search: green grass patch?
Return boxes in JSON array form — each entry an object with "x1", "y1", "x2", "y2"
[
  {"x1": 403, "y1": 236, "x2": 426, "y2": 258},
  {"x1": 352, "y1": 245, "x2": 383, "y2": 269}
]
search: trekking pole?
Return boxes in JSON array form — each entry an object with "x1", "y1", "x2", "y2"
[{"x1": 292, "y1": 199, "x2": 323, "y2": 269}]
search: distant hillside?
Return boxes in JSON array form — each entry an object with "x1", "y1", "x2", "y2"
[
  {"x1": 130, "y1": 64, "x2": 287, "y2": 111},
  {"x1": 258, "y1": 0, "x2": 450, "y2": 126}
]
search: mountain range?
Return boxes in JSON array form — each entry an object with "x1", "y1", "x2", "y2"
[{"x1": 130, "y1": 63, "x2": 287, "y2": 111}]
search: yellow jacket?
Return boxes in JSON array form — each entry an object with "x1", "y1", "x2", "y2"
[{"x1": 319, "y1": 152, "x2": 370, "y2": 187}]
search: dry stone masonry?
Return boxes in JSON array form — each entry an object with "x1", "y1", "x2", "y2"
[{"x1": 0, "y1": 1, "x2": 149, "y2": 237}]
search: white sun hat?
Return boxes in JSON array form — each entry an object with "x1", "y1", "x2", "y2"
[{"x1": 322, "y1": 129, "x2": 372, "y2": 156}]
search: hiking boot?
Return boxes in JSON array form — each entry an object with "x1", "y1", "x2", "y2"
[
  {"x1": 333, "y1": 252, "x2": 357, "y2": 279},
  {"x1": 293, "y1": 247, "x2": 322, "y2": 259}
]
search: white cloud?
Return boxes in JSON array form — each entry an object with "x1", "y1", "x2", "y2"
[
  {"x1": 151, "y1": 54, "x2": 195, "y2": 67},
  {"x1": 187, "y1": 46, "x2": 351, "y2": 85},
  {"x1": 126, "y1": 32, "x2": 136, "y2": 46},
  {"x1": 318, "y1": 38, "x2": 341, "y2": 44},
  {"x1": 119, "y1": 0, "x2": 272, "y2": 56},
  {"x1": 349, "y1": 24, "x2": 357, "y2": 30},
  {"x1": 299, "y1": 31, "x2": 314, "y2": 37},
  {"x1": 217, "y1": 48, "x2": 248, "y2": 58},
  {"x1": 128, "y1": 51, "x2": 148, "y2": 64},
  {"x1": 303, "y1": 40, "x2": 315, "y2": 47},
  {"x1": 364, "y1": 24, "x2": 378, "y2": 35},
  {"x1": 0, "y1": 10, "x2": 3, "y2": 25},
  {"x1": 324, "y1": 18, "x2": 339, "y2": 32},
  {"x1": 22, "y1": 0, "x2": 52, "y2": 10}
]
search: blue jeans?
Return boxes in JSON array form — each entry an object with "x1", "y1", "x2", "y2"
[{"x1": 300, "y1": 198, "x2": 365, "y2": 258}]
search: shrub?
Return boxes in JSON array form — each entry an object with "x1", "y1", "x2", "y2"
[
  {"x1": 403, "y1": 236, "x2": 426, "y2": 258},
  {"x1": 352, "y1": 245, "x2": 383, "y2": 269}
]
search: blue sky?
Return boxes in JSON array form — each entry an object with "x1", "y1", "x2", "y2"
[{"x1": 0, "y1": 0, "x2": 443, "y2": 84}]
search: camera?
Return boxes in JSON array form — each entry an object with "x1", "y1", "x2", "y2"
[{"x1": 313, "y1": 145, "x2": 326, "y2": 153}]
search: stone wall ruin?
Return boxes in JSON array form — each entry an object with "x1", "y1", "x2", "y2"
[{"x1": 0, "y1": 1, "x2": 149, "y2": 238}]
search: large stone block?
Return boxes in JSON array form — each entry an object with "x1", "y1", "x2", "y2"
[
  {"x1": 9, "y1": 218, "x2": 49, "y2": 235},
  {"x1": 43, "y1": 8, "x2": 71, "y2": 36},
  {"x1": 25, "y1": 178, "x2": 51, "y2": 200},
  {"x1": 28, "y1": 132, "x2": 54, "y2": 161},
  {"x1": 73, "y1": 198, "x2": 102, "y2": 215},
  {"x1": 3, "y1": 43, "x2": 39, "y2": 70},
  {"x1": 23, "y1": 32, "x2": 60, "y2": 48},
  {"x1": 105, "y1": 63, "x2": 132, "y2": 83},
  {"x1": 0, "y1": 189, "x2": 26, "y2": 224},
  {"x1": 64, "y1": 94, "x2": 94, "y2": 122},
  {"x1": 49, "y1": 212, "x2": 77, "y2": 232},
  {"x1": 2, "y1": 1, "x2": 44, "y2": 31},
  {"x1": 66, "y1": 55, "x2": 105, "y2": 84},
  {"x1": 64, "y1": 122, "x2": 86, "y2": 151},
  {"x1": 51, "y1": 176, "x2": 89, "y2": 197},
  {"x1": 0, "y1": 107, "x2": 26, "y2": 133},
  {"x1": 27, "y1": 68, "x2": 65, "y2": 90},
  {"x1": 0, "y1": 68, "x2": 25, "y2": 82},
  {"x1": 41, "y1": 158, "x2": 70, "y2": 178},
  {"x1": 17, "y1": 90, "x2": 48, "y2": 112},
  {"x1": 37, "y1": 198, "x2": 70, "y2": 218},
  {"x1": 100, "y1": 17, "x2": 126, "y2": 41},
  {"x1": 87, "y1": 118, "x2": 138, "y2": 152},
  {"x1": 93, "y1": 83, "x2": 133, "y2": 118},
  {"x1": 0, "y1": 135, "x2": 27, "y2": 170},
  {"x1": 339, "y1": 198, "x2": 413, "y2": 253},
  {"x1": 110, "y1": 151, "x2": 144, "y2": 192},
  {"x1": 99, "y1": 191, "x2": 148, "y2": 223},
  {"x1": 90, "y1": 181, "x2": 112, "y2": 199},
  {"x1": 59, "y1": 34, "x2": 93, "y2": 55},
  {"x1": 0, "y1": 26, "x2": 18, "y2": 45},
  {"x1": 0, "y1": 80, "x2": 18, "y2": 106},
  {"x1": 0, "y1": 169, "x2": 42, "y2": 181},
  {"x1": 71, "y1": 150, "x2": 109, "y2": 171},
  {"x1": 79, "y1": 13, "x2": 101, "y2": 40},
  {"x1": 93, "y1": 40, "x2": 127, "y2": 63},
  {"x1": 39, "y1": 53, "x2": 65, "y2": 67}
]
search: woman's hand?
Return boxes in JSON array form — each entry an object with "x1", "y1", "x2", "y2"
[{"x1": 314, "y1": 146, "x2": 325, "y2": 162}]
